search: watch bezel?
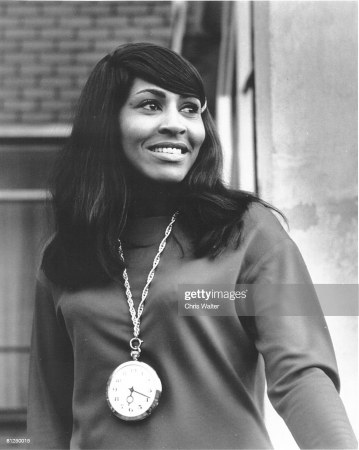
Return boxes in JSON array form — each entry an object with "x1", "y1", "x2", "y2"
[{"x1": 106, "y1": 360, "x2": 162, "y2": 421}]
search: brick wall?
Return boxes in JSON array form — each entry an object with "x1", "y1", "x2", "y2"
[{"x1": 0, "y1": 1, "x2": 172, "y2": 125}]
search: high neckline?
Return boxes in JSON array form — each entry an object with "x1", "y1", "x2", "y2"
[{"x1": 121, "y1": 215, "x2": 175, "y2": 247}]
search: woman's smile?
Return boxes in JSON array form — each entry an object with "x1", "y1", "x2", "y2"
[{"x1": 118, "y1": 78, "x2": 206, "y2": 183}]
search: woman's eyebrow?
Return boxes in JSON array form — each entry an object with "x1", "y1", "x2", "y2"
[
  {"x1": 135, "y1": 88, "x2": 166, "y2": 98},
  {"x1": 134, "y1": 89, "x2": 199, "y2": 101}
]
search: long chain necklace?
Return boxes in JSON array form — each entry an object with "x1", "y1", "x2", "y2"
[{"x1": 106, "y1": 211, "x2": 179, "y2": 421}]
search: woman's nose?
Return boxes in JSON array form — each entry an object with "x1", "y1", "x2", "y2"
[{"x1": 158, "y1": 107, "x2": 186, "y2": 135}]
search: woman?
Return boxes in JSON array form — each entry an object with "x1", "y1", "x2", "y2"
[{"x1": 27, "y1": 43, "x2": 357, "y2": 449}]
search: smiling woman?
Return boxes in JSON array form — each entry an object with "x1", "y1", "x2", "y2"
[
  {"x1": 119, "y1": 78, "x2": 205, "y2": 183},
  {"x1": 27, "y1": 43, "x2": 357, "y2": 450}
]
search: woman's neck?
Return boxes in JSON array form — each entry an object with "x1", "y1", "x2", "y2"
[{"x1": 127, "y1": 176, "x2": 179, "y2": 218}]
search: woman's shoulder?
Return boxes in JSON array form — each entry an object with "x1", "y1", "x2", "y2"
[
  {"x1": 234, "y1": 199, "x2": 311, "y2": 284},
  {"x1": 242, "y1": 200, "x2": 288, "y2": 237},
  {"x1": 238, "y1": 199, "x2": 296, "y2": 262}
]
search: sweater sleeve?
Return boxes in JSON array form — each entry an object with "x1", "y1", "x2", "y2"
[
  {"x1": 27, "y1": 273, "x2": 74, "y2": 449},
  {"x1": 239, "y1": 236, "x2": 357, "y2": 449}
]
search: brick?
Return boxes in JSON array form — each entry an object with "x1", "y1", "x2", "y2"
[
  {"x1": 94, "y1": 40, "x2": 125, "y2": 53},
  {"x1": 20, "y1": 65, "x2": 53, "y2": 76},
  {"x1": 19, "y1": 16, "x2": 58, "y2": 27},
  {"x1": 38, "y1": 76, "x2": 74, "y2": 89},
  {"x1": 0, "y1": 17, "x2": 20, "y2": 27},
  {"x1": 59, "y1": 16, "x2": 93, "y2": 28},
  {"x1": 57, "y1": 110, "x2": 75, "y2": 122},
  {"x1": 0, "y1": 112, "x2": 18, "y2": 123},
  {"x1": 56, "y1": 65, "x2": 90, "y2": 76},
  {"x1": 74, "y1": 51, "x2": 107, "y2": 65},
  {"x1": 114, "y1": 1, "x2": 138, "y2": 6},
  {"x1": 0, "y1": 3, "x2": 8, "y2": 16},
  {"x1": 150, "y1": 2, "x2": 172, "y2": 12},
  {"x1": 4, "y1": 28, "x2": 37, "y2": 39},
  {"x1": 78, "y1": 29, "x2": 111, "y2": 40},
  {"x1": 115, "y1": 4, "x2": 152, "y2": 16},
  {"x1": 0, "y1": 88, "x2": 20, "y2": 100},
  {"x1": 75, "y1": 74, "x2": 92, "y2": 89},
  {"x1": 4, "y1": 100, "x2": 36, "y2": 112},
  {"x1": 23, "y1": 88, "x2": 55, "y2": 100},
  {"x1": 2, "y1": 77, "x2": 31, "y2": 88},
  {"x1": 77, "y1": 3, "x2": 112, "y2": 15},
  {"x1": 0, "y1": 65, "x2": 17, "y2": 76},
  {"x1": 94, "y1": 16, "x2": 129, "y2": 28},
  {"x1": 146, "y1": 28, "x2": 172, "y2": 38},
  {"x1": 40, "y1": 28, "x2": 76, "y2": 39},
  {"x1": 58, "y1": 40, "x2": 93, "y2": 52},
  {"x1": 59, "y1": 88, "x2": 83, "y2": 101},
  {"x1": 132, "y1": 16, "x2": 170, "y2": 27},
  {"x1": 144, "y1": 38, "x2": 169, "y2": 48},
  {"x1": 40, "y1": 53, "x2": 73, "y2": 64},
  {"x1": 112, "y1": 28, "x2": 148, "y2": 39},
  {"x1": 0, "y1": 40, "x2": 22, "y2": 52},
  {"x1": 20, "y1": 111, "x2": 57, "y2": 124},
  {"x1": 40, "y1": 99, "x2": 72, "y2": 110},
  {"x1": 6, "y1": 4, "x2": 42, "y2": 17},
  {"x1": 4, "y1": 53, "x2": 36, "y2": 64},
  {"x1": 42, "y1": 3, "x2": 78, "y2": 16},
  {"x1": 21, "y1": 40, "x2": 57, "y2": 52},
  {"x1": 1, "y1": 71, "x2": 28, "y2": 82}
]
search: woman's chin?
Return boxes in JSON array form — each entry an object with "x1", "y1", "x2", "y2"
[{"x1": 130, "y1": 169, "x2": 187, "y2": 185}]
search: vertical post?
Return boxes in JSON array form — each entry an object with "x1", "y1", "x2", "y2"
[
  {"x1": 216, "y1": 2, "x2": 235, "y2": 185},
  {"x1": 234, "y1": 1, "x2": 256, "y2": 192},
  {"x1": 252, "y1": 2, "x2": 273, "y2": 200},
  {"x1": 171, "y1": 1, "x2": 188, "y2": 54}
]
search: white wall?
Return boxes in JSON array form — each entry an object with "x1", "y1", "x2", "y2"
[{"x1": 253, "y1": 2, "x2": 358, "y2": 447}]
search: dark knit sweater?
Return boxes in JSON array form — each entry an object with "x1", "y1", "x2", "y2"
[{"x1": 27, "y1": 203, "x2": 357, "y2": 449}]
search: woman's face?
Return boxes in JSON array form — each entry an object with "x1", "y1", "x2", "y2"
[{"x1": 118, "y1": 78, "x2": 206, "y2": 183}]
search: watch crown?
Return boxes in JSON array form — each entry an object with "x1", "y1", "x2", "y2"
[{"x1": 131, "y1": 349, "x2": 141, "y2": 360}]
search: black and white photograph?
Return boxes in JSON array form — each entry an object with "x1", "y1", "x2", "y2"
[{"x1": 0, "y1": 1, "x2": 357, "y2": 449}]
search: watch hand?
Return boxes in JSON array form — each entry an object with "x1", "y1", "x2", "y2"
[{"x1": 132, "y1": 388, "x2": 150, "y2": 399}]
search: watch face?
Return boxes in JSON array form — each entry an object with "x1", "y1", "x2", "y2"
[{"x1": 106, "y1": 360, "x2": 162, "y2": 421}]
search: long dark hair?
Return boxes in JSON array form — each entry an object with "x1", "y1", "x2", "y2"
[{"x1": 42, "y1": 43, "x2": 266, "y2": 289}]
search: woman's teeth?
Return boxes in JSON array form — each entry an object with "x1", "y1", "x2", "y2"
[{"x1": 151, "y1": 147, "x2": 182, "y2": 154}]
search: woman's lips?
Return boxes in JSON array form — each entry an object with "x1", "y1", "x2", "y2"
[
  {"x1": 148, "y1": 143, "x2": 190, "y2": 154},
  {"x1": 147, "y1": 147, "x2": 188, "y2": 161},
  {"x1": 150, "y1": 147, "x2": 182, "y2": 155}
]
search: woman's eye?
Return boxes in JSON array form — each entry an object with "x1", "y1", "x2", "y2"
[
  {"x1": 140, "y1": 100, "x2": 161, "y2": 111},
  {"x1": 181, "y1": 104, "x2": 200, "y2": 114}
]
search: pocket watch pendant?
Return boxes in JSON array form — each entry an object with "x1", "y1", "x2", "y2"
[{"x1": 130, "y1": 337, "x2": 143, "y2": 361}]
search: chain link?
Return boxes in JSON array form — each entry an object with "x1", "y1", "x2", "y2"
[{"x1": 118, "y1": 211, "x2": 179, "y2": 338}]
